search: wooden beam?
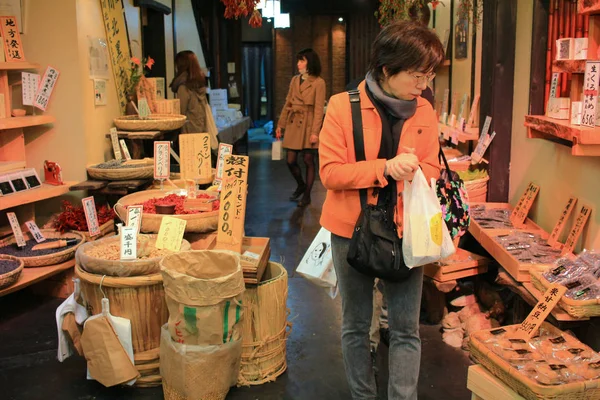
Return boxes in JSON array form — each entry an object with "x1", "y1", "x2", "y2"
[
  {"x1": 480, "y1": 0, "x2": 518, "y2": 202},
  {"x1": 529, "y1": 1, "x2": 549, "y2": 115}
]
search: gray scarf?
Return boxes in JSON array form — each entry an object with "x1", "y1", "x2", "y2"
[{"x1": 365, "y1": 71, "x2": 417, "y2": 120}]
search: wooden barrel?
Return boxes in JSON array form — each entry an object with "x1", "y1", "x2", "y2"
[
  {"x1": 75, "y1": 264, "x2": 167, "y2": 387},
  {"x1": 238, "y1": 262, "x2": 291, "y2": 386}
]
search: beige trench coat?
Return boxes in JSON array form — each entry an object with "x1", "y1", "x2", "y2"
[{"x1": 278, "y1": 75, "x2": 326, "y2": 150}]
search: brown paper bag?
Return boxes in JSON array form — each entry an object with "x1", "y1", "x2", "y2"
[
  {"x1": 61, "y1": 313, "x2": 83, "y2": 356},
  {"x1": 80, "y1": 316, "x2": 140, "y2": 387}
]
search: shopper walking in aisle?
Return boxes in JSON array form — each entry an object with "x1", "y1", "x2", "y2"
[
  {"x1": 276, "y1": 48, "x2": 326, "y2": 207},
  {"x1": 319, "y1": 21, "x2": 444, "y2": 400}
]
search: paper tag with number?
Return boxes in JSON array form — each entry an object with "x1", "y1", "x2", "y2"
[
  {"x1": 7, "y1": 212, "x2": 26, "y2": 247},
  {"x1": 82, "y1": 196, "x2": 101, "y2": 237},
  {"x1": 120, "y1": 226, "x2": 138, "y2": 260},
  {"x1": 582, "y1": 61, "x2": 600, "y2": 127},
  {"x1": 514, "y1": 284, "x2": 566, "y2": 339},
  {"x1": 126, "y1": 205, "x2": 143, "y2": 234},
  {"x1": 110, "y1": 128, "x2": 122, "y2": 160},
  {"x1": 25, "y1": 220, "x2": 46, "y2": 243},
  {"x1": 154, "y1": 141, "x2": 171, "y2": 179},
  {"x1": 120, "y1": 139, "x2": 132, "y2": 161},
  {"x1": 156, "y1": 216, "x2": 187, "y2": 251}
]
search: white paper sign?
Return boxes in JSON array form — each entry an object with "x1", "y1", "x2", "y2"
[
  {"x1": 119, "y1": 139, "x2": 131, "y2": 161},
  {"x1": 120, "y1": 226, "x2": 137, "y2": 260},
  {"x1": 138, "y1": 97, "x2": 151, "y2": 119},
  {"x1": 7, "y1": 212, "x2": 25, "y2": 247},
  {"x1": 582, "y1": 61, "x2": 600, "y2": 127},
  {"x1": 441, "y1": 89, "x2": 450, "y2": 124},
  {"x1": 126, "y1": 205, "x2": 143, "y2": 234},
  {"x1": 82, "y1": 196, "x2": 101, "y2": 237},
  {"x1": 25, "y1": 220, "x2": 46, "y2": 243},
  {"x1": 22, "y1": 72, "x2": 40, "y2": 106},
  {"x1": 34, "y1": 66, "x2": 60, "y2": 111},
  {"x1": 215, "y1": 143, "x2": 233, "y2": 181},
  {"x1": 471, "y1": 131, "x2": 497, "y2": 165},
  {"x1": 93, "y1": 79, "x2": 107, "y2": 106},
  {"x1": 550, "y1": 72, "x2": 560, "y2": 98},
  {"x1": 154, "y1": 141, "x2": 170, "y2": 179},
  {"x1": 480, "y1": 116, "x2": 492, "y2": 141},
  {"x1": 209, "y1": 88, "x2": 228, "y2": 110},
  {"x1": 110, "y1": 128, "x2": 122, "y2": 160}
]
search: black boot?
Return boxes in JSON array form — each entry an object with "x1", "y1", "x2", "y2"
[{"x1": 289, "y1": 183, "x2": 306, "y2": 201}]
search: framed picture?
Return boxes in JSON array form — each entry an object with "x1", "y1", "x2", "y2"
[{"x1": 455, "y1": 18, "x2": 469, "y2": 60}]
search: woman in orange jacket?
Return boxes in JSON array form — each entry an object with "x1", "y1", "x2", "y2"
[{"x1": 319, "y1": 21, "x2": 444, "y2": 400}]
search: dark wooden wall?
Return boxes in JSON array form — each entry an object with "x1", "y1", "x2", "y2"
[{"x1": 347, "y1": 12, "x2": 381, "y2": 85}]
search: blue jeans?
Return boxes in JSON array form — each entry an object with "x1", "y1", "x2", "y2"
[{"x1": 331, "y1": 233, "x2": 423, "y2": 400}]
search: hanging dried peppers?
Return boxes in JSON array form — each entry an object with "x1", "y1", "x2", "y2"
[
  {"x1": 221, "y1": 0, "x2": 262, "y2": 28},
  {"x1": 54, "y1": 200, "x2": 115, "y2": 233}
]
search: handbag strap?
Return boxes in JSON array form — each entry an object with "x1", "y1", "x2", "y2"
[
  {"x1": 438, "y1": 147, "x2": 452, "y2": 174},
  {"x1": 349, "y1": 89, "x2": 368, "y2": 207}
]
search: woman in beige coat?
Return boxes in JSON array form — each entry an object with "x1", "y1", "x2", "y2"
[{"x1": 276, "y1": 48, "x2": 326, "y2": 207}]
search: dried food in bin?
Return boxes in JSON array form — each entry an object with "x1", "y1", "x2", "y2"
[
  {"x1": 562, "y1": 274, "x2": 600, "y2": 300},
  {"x1": 142, "y1": 193, "x2": 220, "y2": 214},
  {"x1": 471, "y1": 205, "x2": 514, "y2": 229},
  {"x1": 53, "y1": 200, "x2": 115, "y2": 233},
  {"x1": 84, "y1": 236, "x2": 176, "y2": 260},
  {"x1": 0, "y1": 238, "x2": 81, "y2": 257},
  {"x1": 91, "y1": 159, "x2": 150, "y2": 169},
  {"x1": 0, "y1": 258, "x2": 20, "y2": 274}
]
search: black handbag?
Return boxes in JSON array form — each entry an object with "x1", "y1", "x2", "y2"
[{"x1": 345, "y1": 89, "x2": 412, "y2": 282}]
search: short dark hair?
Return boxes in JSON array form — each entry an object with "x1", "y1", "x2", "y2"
[
  {"x1": 368, "y1": 20, "x2": 444, "y2": 82},
  {"x1": 297, "y1": 48, "x2": 322, "y2": 77}
]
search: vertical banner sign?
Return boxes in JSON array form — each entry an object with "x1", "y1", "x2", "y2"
[
  {"x1": 154, "y1": 141, "x2": 170, "y2": 180},
  {"x1": 514, "y1": 284, "x2": 567, "y2": 340},
  {"x1": 25, "y1": 220, "x2": 46, "y2": 243},
  {"x1": 441, "y1": 89, "x2": 449, "y2": 123},
  {"x1": 22, "y1": 72, "x2": 40, "y2": 106},
  {"x1": 120, "y1": 225, "x2": 137, "y2": 260},
  {"x1": 126, "y1": 205, "x2": 143, "y2": 234},
  {"x1": 548, "y1": 197, "x2": 578, "y2": 248},
  {"x1": 6, "y1": 212, "x2": 26, "y2": 247},
  {"x1": 581, "y1": 61, "x2": 600, "y2": 127},
  {"x1": 100, "y1": 0, "x2": 132, "y2": 113},
  {"x1": 467, "y1": 95, "x2": 480, "y2": 126},
  {"x1": 215, "y1": 143, "x2": 233, "y2": 185},
  {"x1": 33, "y1": 66, "x2": 60, "y2": 111},
  {"x1": 562, "y1": 205, "x2": 592, "y2": 255},
  {"x1": 179, "y1": 133, "x2": 212, "y2": 181},
  {"x1": 217, "y1": 155, "x2": 249, "y2": 253},
  {"x1": 0, "y1": 16, "x2": 25, "y2": 61},
  {"x1": 510, "y1": 182, "x2": 540, "y2": 227},
  {"x1": 82, "y1": 196, "x2": 101, "y2": 237},
  {"x1": 549, "y1": 72, "x2": 560, "y2": 99},
  {"x1": 119, "y1": 139, "x2": 131, "y2": 160},
  {"x1": 110, "y1": 128, "x2": 122, "y2": 160}
]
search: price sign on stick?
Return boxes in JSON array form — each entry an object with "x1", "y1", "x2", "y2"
[
  {"x1": 82, "y1": 197, "x2": 101, "y2": 237},
  {"x1": 25, "y1": 220, "x2": 46, "y2": 243},
  {"x1": 467, "y1": 95, "x2": 480, "y2": 126},
  {"x1": 156, "y1": 216, "x2": 187, "y2": 251},
  {"x1": 154, "y1": 141, "x2": 170, "y2": 180},
  {"x1": 441, "y1": 89, "x2": 449, "y2": 124},
  {"x1": 561, "y1": 205, "x2": 592, "y2": 255},
  {"x1": 216, "y1": 155, "x2": 249, "y2": 253},
  {"x1": 138, "y1": 98, "x2": 151, "y2": 119},
  {"x1": 120, "y1": 226, "x2": 137, "y2": 260},
  {"x1": 510, "y1": 182, "x2": 540, "y2": 228},
  {"x1": 581, "y1": 61, "x2": 600, "y2": 127},
  {"x1": 7, "y1": 212, "x2": 26, "y2": 247},
  {"x1": 214, "y1": 143, "x2": 233, "y2": 190},
  {"x1": 119, "y1": 139, "x2": 131, "y2": 161},
  {"x1": 126, "y1": 205, "x2": 143, "y2": 234},
  {"x1": 110, "y1": 128, "x2": 122, "y2": 160},
  {"x1": 548, "y1": 197, "x2": 578, "y2": 248},
  {"x1": 514, "y1": 284, "x2": 567, "y2": 340},
  {"x1": 179, "y1": 133, "x2": 212, "y2": 181},
  {"x1": 471, "y1": 131, "x2": 496, "y2": 165}
]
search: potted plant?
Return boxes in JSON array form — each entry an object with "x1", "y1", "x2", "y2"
[{"x1": 125, "y1": 56, "x2": 155, "y2": 116}]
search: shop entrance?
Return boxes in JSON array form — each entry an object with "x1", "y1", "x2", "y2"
[{"x1": 242, "y1": 43, "x2": 274, "y2": 138}]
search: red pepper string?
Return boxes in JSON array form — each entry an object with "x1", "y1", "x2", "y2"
[
  {"x1": 142, "y1": 194, "x2": 220, "y2": 215},
  {"x1": 54, "y1": 200, "x2": 115, "y2": 233}
]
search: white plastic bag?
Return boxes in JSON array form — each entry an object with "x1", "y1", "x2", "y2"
[
  {"x1": 272, "y1": 139, "x2": 284, "y2": 160},
  {"x1": 403, "y1": 169, "x2": 455, "y2": 268},
  {"x1": 296, "y1": 227, "x2": 338, "y2": 299}
]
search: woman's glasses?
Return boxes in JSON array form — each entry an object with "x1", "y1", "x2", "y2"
[{"x1": 410, "y1": 72, "x2": 436, "y2": 84}]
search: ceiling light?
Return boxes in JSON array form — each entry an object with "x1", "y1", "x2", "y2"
[
  {"x1": 274, "y1": 13, "x2": 290, "y2": 29},
  {"x1": 338, "y1": 17, "x2": 344, "y2": 22},
  {"x1": 261, "y1": 0, "x2": 280, "y2": 18}
]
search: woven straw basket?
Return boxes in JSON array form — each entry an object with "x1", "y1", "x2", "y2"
[
  {"x1": 469, "y1": 323, "x2": 600, "y2": 400},
  {"x1": 151, "y1": 170, "x2": 217, "y2": 189},
  {"x1": 114, "y1": 114, "x2": 187, "y2": 131},
  {"x1": 114, "y1": 190, "x2": 218, "y2": 233},
  {"x1": 0, "y1": 230, "x2": 85, "y2": 267},
  {"x1": 0, "y1": 255, "x2": 24, "y2": 290},
  {"x1": 87, "y1": 158, "x2": 154, "y2": 181},
  {"x1": 465, "y1": 176, "x2": 490, "y2": 203}
]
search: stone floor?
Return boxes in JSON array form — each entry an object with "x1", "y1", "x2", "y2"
[{"x1": 0, "y1": 141, "x2": 473, "y2": 400}]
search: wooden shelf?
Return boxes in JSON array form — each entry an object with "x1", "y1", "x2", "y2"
[
  {"x1": 579, "y1": 0, "x2": 600, "y2": 15},
  {"x1": 0, "y1": 182, "x2": 75, "y2": 211},
  {"x1": 438, "y1": 122, "x2": 479, "y2": 142},
  {"x1": 424, "y1": 248, "x2": 489, "y2": 282},
  {"x1": 0, "y1": 62, "x2": 41, "y2": 71},
  {"x1": 552, "y1": 59, "x2": 585, "y2": 73},
  {"x1": 0, "y1": 160, "x2": 25, "y2": 174},
  {"x1": 0, "y1": 258, "x2": 75, "y2": 297},
  {"x1": 524, "y1": 114, "x2": 600, "y2": 156},
  {"x1": 0, "y1": 115, "x2": 55, "y2": 131},
  {"x1": 467, "y1": 365, "x2": 525, "y2": 400}
]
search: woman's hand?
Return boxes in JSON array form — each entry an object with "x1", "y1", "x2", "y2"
[
  {"x1": 385, "y1": 150, "x2": 419, "y2": 181},
  {"x1": 310, "y1": 134, "x2": 318, "y2": 144},
  {"x1": 275, "y1": 127, "x2": 282, "y2": 140}
]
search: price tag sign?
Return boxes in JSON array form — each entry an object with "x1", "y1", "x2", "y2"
[
  {"x1": 441, "y1": 125, "x2": 450, "y2": 140},
  {"x1": 126, "y1": 205, "x2": 143, "y2": 234},
  {"x1": 549, "y1": 72, "x2": 560, "y2": 99},
  {"x1": 179, "y1": 133, "x2": 212, "y2": 181},
  {"x1": 154, "y1": 141, "x2": 171, "y2": 179},
  {"x1": 448, "y1": 114, "x2": 457, "y2": 128},
  {"x1": 110, "y1": 128, "x2": 122, "y2": 160},
  {"x1": 467, "y1": 95, "x2": 480, "y2": 126},
  {"x1": 480, "y1": 116, "x2": 492, "y2": 141},
  {"x1": 562, "y1": 205, "x2": 592, "y2": 255},
  {"x1": 120, "y1": 225, "x2": 137, "y2": 260},
  {"x1": 138, "y1": 97, "x2": 151, "y2": 119},
  {"x1": 581, "y1": 61, "x2": 600, "y2": 127},
  {"x1": 216, "y1": 155, "x2": 249, "y2": 253},
  {"x1": 441, "y1": 89, "x2": 449, "y2": 124},
  {"x1": 22, "y1": 72, "x2": 40, "y2": 106},
  {"x1": 82, "y1": 196, "x2": 101, "y2": 237},
  {"x1": 33, "y1": 66, "x2": 60, "y2": 111},
  {"x1": 25, "y1": 220, "x2": 46, "y2": 243},
  {"x1": 6, "y1": 212, "x2": 26, "y2": 247},
  {"x1": 514, "y1": 284, "x2": 567, "y2": 339},
  {"x1": 120, "y1": 139, "x2": 132, "y2": 161},
  {"x1": 471, "y1": 131, "x2": 496, "y2": 165},
  {"x1": 510, "y1": 182, "x2": 540, "y2": 228},
  {"x1": 156, "y1": 216, "x2": 187, "y2": 252},
  {"x1": 457, "y1": 94, "x2": 468, "y2": 120},
  {"x1": 450, "y1": 130, "x2": 459, "y2": 145},
  {"x1": 548, "y1": 197, "x2": 578, "y2": 248}
]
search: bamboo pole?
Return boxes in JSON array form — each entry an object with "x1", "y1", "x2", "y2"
[{"x1": 559, "y1": 0, "x2": 568, "y2": 96}]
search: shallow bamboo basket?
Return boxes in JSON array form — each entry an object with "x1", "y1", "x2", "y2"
[
  {"x1": 238, "y1": 262, "x2": 291, "y2": 386},
  {"x1": 530, "y1": 267, "x2": 600, "y2": 319},
  {"x1": 114, "y1": 190, "x2": 219, "y2": 233},
  {"x1": 470, "y1": 323, "x2": 600, "y2": 400},
  {"x1": 87, "y1": 159, "x2": 154, "y2": 181},
  {"x1": 0, "y1": 255, "x2": 24, "y2": 289},
  {"x1": 150, "y1": 170, "x2": 217, "y2": 189},
  {"x1": 0, "y1": 230, "x2": 85, "y2": 267},
  {"x1": 113, "y1": 114, "x2": 187, "y2": 131}
]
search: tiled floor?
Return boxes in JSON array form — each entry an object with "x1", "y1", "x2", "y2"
[{"x1": 0, "y1": 141, "x2": 472, "y2": 400}]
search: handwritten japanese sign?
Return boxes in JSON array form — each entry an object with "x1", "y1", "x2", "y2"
[
  {"x1": 110, "y1": 128, "x2": 122, "y2": 160},
  {"x1": 100, "y1": 0, "x2": 132, "y2": 113},
  {"x1": 562, "y1": 205, "x2": 592, "y2": 255},
  {"x1": 0, "y1": 16, "x2": 24, "y2": 61},
  {"x1": 549, "y1": 72, "x2": 559, "y2": 99},
  {"x1": 33, "y1": 66, "x2": 60, "y2": 111},
  {"x1": 25, "y1": 220, "x2": 46, "y2": 243},
  {"x1": 138, "y1": 98, "x2": 151, "y2": 119},
  {"x1": 214, "y1": 143, "x2": 233, "y2": 189},
  {"x1": 179, "y1": 133, "x2": 212, "y2": 181},
  {"x1": 216, "y1": 155, "x2": 249, "y2": 253},
  {"x1": 82, "y1": 196, "x2": 101, "y2": 237},
  {"x1": 514, "y1": 284, "x2": 566, "y2": 339},
  {"x1": 119, "y1": 139, "x2": 131, "y2": 161},
  {"x1": 6, "y1": 212, "x2": 25, "y2": 247},
  {"x1": 581, "y1": 61, "x2": 600, "y2": 127},
  {"x1": 441, "y1": 89, "x2": 449, "y2": 124},
  {"x1": 120, "y1": 225, "x2": 137, "y2": 260},
  {"x1": 156, "y1": 216, "x2": 187, "y2": 252},
  {"x1": 510, "y1": 182, "x2": 540, "y2": 228},
  {"x1": 471, "y1": 131, "x2": 496, "y2": 165},
  {"x1": 479, "y1": 116, "x2": 493, "y2": 141},
  {"x1": 467, "y1": 95, "x2": 480, "y2": 126},
  {"x1": 154, "y1": 141, "x2": 170, "y2": 180},
  {"x1": 457, "y1": 94, "x2": 468, "y2": 120},
  {"x1": 126, "y1": 205, "x2": 143, "y2": 234},
  {"x1": 22, "y1": 72, "x2": 40, "y2": 106},
  {"x1": 548, "y1": 197, "x2": 577, "y2": 248}
]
